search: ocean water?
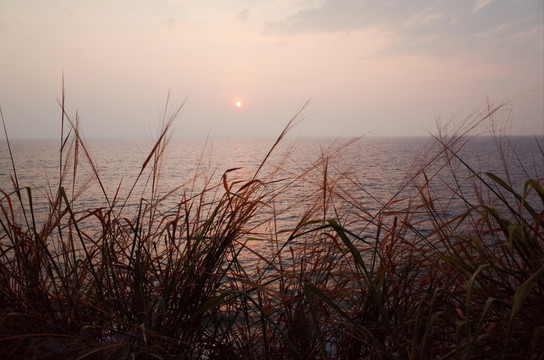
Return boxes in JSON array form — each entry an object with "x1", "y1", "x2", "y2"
[
  {"x1": 1, "y1": 135, "x2": 542, "y2": 236},
  {"x1": 1, "y1": 135, "x2": 543, "y2": 273}
]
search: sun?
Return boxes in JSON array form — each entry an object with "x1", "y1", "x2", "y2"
[{"x1": 233, "y1": 99, "x2": 244, "y2": 109}]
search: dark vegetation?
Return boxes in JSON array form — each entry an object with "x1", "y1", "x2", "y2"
[{"x1": 0, "y1": 93, "x2": 543, "y2": 359}]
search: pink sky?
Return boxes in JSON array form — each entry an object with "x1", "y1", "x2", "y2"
[{"x1": 1, "y1": 0, "x2": 542, "y2": 139}]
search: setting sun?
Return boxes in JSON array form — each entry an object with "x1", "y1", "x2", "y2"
[{"x1": 233, "y1": 99, "x2": 244, "y2": 110}]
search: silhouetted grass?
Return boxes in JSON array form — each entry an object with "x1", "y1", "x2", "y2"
[{"x1": 0, "y1": 95, "x2": 542, "y2": 359}]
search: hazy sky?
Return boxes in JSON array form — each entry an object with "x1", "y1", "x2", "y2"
[{"x1": 1, "y1": 0, "x2": 543, "y2": 139}]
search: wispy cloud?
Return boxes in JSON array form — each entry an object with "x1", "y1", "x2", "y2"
[
  {"x1": 162, "y1": 17, "x2": 178, "y2": 30},
  {"x1": 236, "y1": 8, "x2": 250, "y2": 21},
  {"x1": 404, "y1": 8, "x2": 444, "y2": 27},
  {"x1": 473, "y1": 0, "x2": 495, "y2": 13}
]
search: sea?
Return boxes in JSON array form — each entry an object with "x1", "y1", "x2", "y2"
[{"x1": 1, "y1": 136, "x2": 543, "y2": 244}]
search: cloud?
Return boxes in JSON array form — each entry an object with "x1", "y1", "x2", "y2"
[
  {"x1": 236, "y1": 8, "x2": 250, "y2": 21},
  {"x1": 404, "y1": 8, "x2": 444, "y2": 28},
  {"x1": 265, "y1": 2, "x2": 379, "y2": 34},
  {"x1": 162, "y1": 17, "x2": 178, "y2": 30},
  {"x1": 473, "y1": 0, "x2": 495, "y2": 13},
  {"x1": 263, "y1": 0, "x2": 543, "y2": 59}
]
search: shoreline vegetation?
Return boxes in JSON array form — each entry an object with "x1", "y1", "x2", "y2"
[{"x1": 0, "y1": 95, "x2": 543, "y2": 359}]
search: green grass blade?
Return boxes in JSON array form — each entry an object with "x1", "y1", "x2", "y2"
[
  {"x1": 503, "y1": 266, "x2": 544, "y2": 358},
  {"x1": 510, "y1": 266, "x2": 544, "y2": 322}
]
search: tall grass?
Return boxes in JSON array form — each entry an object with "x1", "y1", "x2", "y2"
[{"x1": 0, "y1": 95, "x2": 542, "y2": 359}]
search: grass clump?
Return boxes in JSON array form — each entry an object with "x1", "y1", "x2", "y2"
[{"x1": 0, "y1": 95, "x2": 543, "y2": 359}]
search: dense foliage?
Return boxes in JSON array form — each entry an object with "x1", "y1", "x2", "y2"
[{"x1": 0, "y1": 100, "x2": 542, "y2": 359}]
